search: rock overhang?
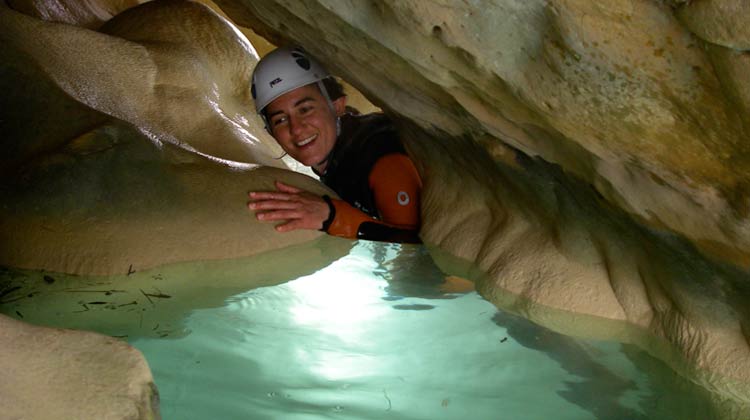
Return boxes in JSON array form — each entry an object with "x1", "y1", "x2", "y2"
[{"x1": 1, "y1": 0, "x2": 749, "y2": 417}]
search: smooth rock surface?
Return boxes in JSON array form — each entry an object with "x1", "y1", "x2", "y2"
[
  {"x1": 676, "y1": 0, "x2": 750, "y2": 49},
  {"x1": 218, "y1": 0, "x2": 750, "y2": 268},
  {"x1": 0, "y1": 314, "x2": 159, "y2": 420},
  {"x1": 1, "y1": 0, "x2": 285, "y2": 169},
  {"x1": 402, "y1": 122, "x2": 750, "y2": 415},
  {"x1": 0, "y1": 4, "x2": 330, "y2": 418},
  {"x1": 1, "y1": 0, "x2": 749, "y2": 418},
  {"x1": 0, "y1": 121, "x2": 329, "y2": 276}
]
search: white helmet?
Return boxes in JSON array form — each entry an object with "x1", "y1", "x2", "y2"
[{"x1": 251, "y1": 46, "x2": 331, "y2": 114}]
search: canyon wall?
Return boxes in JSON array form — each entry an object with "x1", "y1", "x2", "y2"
[{"x1": 1, "y1": 0, "x2": 749, "y2": 418}]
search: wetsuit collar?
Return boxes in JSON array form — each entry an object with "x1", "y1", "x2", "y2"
[{"x1": 313, "y1": 114, "x2": 348, "y2": 176}]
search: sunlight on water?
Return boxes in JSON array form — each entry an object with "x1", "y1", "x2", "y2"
[
  {"x1": 288, "y1": 257, "x2": 389, "y2": 348},
  {"x1": 123, "y1": 241, "x2": 717, "y2": 420}
]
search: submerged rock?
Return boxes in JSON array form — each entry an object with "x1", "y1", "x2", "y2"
[{"x1": 0, "y1": 314, "x2": 159, "y2": 419}]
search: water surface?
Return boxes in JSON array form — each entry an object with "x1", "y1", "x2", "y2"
[{"x1": 123, "y1": 241, "x2": 716, "y2": 419}]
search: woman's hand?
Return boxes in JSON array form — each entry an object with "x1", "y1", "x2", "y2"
[{"x1": 248, "y1": 181, "x2": 330, "y2": 232}]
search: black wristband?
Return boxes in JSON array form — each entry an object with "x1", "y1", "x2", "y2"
[{"x1": 320, "y1": 195, "x2": 336, "y2": 232}]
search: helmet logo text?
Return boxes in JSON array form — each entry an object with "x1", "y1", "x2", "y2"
[{"x1": 269, "y1": 77, "x2": 282, "y2": 88}]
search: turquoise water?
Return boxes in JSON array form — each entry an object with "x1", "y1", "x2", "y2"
[{"x1": 124, "y1": 241, "x2": 716, "y2": 420}]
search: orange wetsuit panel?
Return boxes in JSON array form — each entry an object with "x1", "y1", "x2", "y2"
[
  {"x1": 368, "y1": 153, "x2": 422, "y2": 229},
  {"x1": 326, "y1": 153, "x2": 422, "y2": 239},
  {"x1": 326, "y1": 199, "x2": 373, "y2": 238}
]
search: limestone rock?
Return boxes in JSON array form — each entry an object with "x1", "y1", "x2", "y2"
[
  {"x1": 216, "y1": 0, "x2": 750, "y2": 268},
  {"x1": 676, "y1": 0, "x2": 750, "y2": 49},
  {"x1": 0, "y1": 0, "x2": 334, "y2": 275},
  {"x1": 212, "y1": 0, "x2": 750, "y2": 410},
  {"x1": 0, "y1": 122, "x2": 329, "y2": 276},
  {"x1": 7, "y1": 0, "x2": 141, "y2": 29},
  {"x1": 1, "y1": 0, "x2": 284, "y2": 168},
  {"x1": 0, "y1": 314, "x2": 159, "y2": 420},
  {"x1": 2, "y1": 0, "x2": 750, "y2": 417},
  {"x1": 403, "y1": 122, "x2": 750, "y2": 414}
]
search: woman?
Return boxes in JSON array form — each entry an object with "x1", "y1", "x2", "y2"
[{"x1": 248, "y1": 46, "x2": 422, "y2": 243}]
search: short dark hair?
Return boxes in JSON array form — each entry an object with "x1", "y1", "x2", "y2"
[{"x1": 321, "y1": 77, "x2": 345, "y2": 101}]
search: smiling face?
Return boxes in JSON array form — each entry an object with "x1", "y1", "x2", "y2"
[{"x1": 265, "y1": 83, "x2": 346, "y2": 173}]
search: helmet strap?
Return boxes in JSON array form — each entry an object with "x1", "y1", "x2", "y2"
[
  {"x1": 317, "y1": 79, "x2": 339, "y2": 134},
  {"x1": 317, "y1": 80, "x2": 334, "y2": 110},
  {"x1": 261, "y1": 113, "x2": 272, "y2": 136}
]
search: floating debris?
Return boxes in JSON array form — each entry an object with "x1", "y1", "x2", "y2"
[
  {"x1": 392, "y1": 304, "x2": 435, "y2": 311},
  {"x1": 73, "y1": 305, "x2": 90, "y2": 313},
  {"x1": 63, "y1": 289, "x2": 125, "y2": 294},
  {"x1": 140, "y1": 289, "x2": 154, "y2": 306},
  {"x1": 0, "y1": 290, "x2": 29, "y2": 304},
  {"x1": 141, "y1": 288, "x2": 171, "y2": 300},
  {"x1": 383, "y1": 389, "x2": 392, "y2": 411},
  {"x1": 0, "y1": 286, "x2": 21, "y2": 299},
  {"x1": 15, "y1": 310, "x2": 23, "y2": 318},
  {"x1": 43, "y1": 275, "x2": 55, "y2": 284}
]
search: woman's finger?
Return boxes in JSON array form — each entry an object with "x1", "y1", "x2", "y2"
[
  {"x1": 248, "y1": 191, "x2": 294, "y2": 201},
  {"x1": 256, "y1": 209, "x2": 302, "y2": 221},
  {"x1": 248, "y1": 200, "x2": 298, "y2": 210},
  {"x1": 274, "y1": 219, "x2": 297, "y2": 232},
  {"x1": 275, "y1": 181, "x2": 302, "y2": 194},
  {"x1": 274, "y1": 218, "x2": 316, "y2": 232}
]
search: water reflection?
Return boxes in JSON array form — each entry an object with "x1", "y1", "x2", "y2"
[
  {"x1": 494, "y1": 310, "x2": 645, "y2": 419},
  {"x1": 492, "y1": 310, "x2": 719, "y2": 420},
  {"x1": 364, "y1": 241, "x2": 471, "y2": 302},
  {"x1": 0, "y1": 235, "x2": 352, "y2": 339},
  {"x1": 5, "y1": 238, "x2": 724, "y2": 419}
]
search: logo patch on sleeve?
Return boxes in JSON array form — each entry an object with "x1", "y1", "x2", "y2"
[{"x1": 397, "y1": 191, "x2": 410, "y2": 206}]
